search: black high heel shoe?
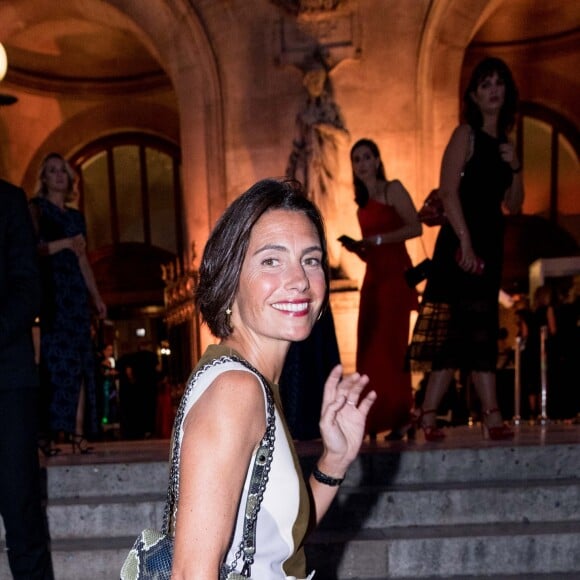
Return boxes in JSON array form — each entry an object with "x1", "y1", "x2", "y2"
[
  {"x1": 38, "y1": 438, "x2": 61, "y2": 457},
  {"x1": 69, "y1": 433, "x2": 94, "y2": 454}
]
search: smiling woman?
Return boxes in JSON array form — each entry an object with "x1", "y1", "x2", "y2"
[{"x1": 121, "y1": 177, "x2": 376, "y2": 580}]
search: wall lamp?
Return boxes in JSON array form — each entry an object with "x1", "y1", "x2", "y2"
[{"x1": 0, "y1": 42, "x2": 18, "y2": 106}]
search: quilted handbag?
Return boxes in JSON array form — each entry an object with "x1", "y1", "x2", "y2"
[{"x1": 120, "y1": 356, "x2": 276, "y2": 580}]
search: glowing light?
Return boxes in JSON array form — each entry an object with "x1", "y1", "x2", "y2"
[{"x1": 0, "y1": 43, "x2": 7, "y2": 82}]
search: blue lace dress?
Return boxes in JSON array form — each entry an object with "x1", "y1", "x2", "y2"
[{"x1": 30, "y1": 197, "x2": 98, "y2": 436}]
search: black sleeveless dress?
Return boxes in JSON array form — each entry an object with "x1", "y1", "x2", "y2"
[{"x1": 407, "y1": 127, "x2": 513, "y2": 372}]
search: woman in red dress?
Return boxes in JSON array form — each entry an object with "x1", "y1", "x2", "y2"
[{"x1": 340, "y1": 139, "x2": 421, "y2": 439}]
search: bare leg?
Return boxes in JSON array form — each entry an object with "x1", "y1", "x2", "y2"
[
  {"x1": 75, "y1": 382, "x2": 85, "y2": 436},
  {"x1": 420, "y1": 368, "x2": 455, "y2": 427},
  {"x1": 528, "y1": 394, "x2": 537, "y2": 418},
  {"x1": 472, "y1": 370, "x2": 513, "y2": 439},
  {"x1": 471, "y1": 371, "x2": 502, "y2": 427}
]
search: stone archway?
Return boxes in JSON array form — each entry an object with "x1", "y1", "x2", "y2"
[
  {"x1": 415, "y1": 0, "x2": 505, "y2": 255},
  {"x1": 94, "y1": 0, "x2": 227, "y2": 265},
  {"x1": 1, "y1": 0, "x2": 226, "y2": 268},
  {"x1": 21, "y1": 102, "x2": 181, "y2": 196},
  {"x1": 416, "y1": 0, "x2": 504, "y2": 194}
]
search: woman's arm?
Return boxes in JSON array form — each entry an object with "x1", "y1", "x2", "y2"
[
  {"x1": 362, "y1": 180, "x2": 422, "y2": 246},
  {"x1": 40, "y1": 238, "x2": 80, "y2": 256},
  {"x1": 309, "y1": 365, "x2": 375, "y2": 523},
  {"x1": 546, "y1": 305, "x2": 557, "y2": 336},
  {"x1": 438, "y1": 124, "x2": 478, "y2": 273},
  {"x1": 76, "y1": 241, "x2": 107, "y2": 319},
  {"x1": 28, "y1": 203, "x2": 82, "y2": 256},
  {"x1": 171, "y1": 370, "x2": 266, "y2": 580},
  {"x1": 499, "y1": 141, "x2": 524, "y2": 214}
]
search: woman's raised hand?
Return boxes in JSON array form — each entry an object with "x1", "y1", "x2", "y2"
[{"x1": 319, "y1": 365, "x2": 376, "y2": 471}]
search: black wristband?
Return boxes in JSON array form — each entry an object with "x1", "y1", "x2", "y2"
[
  {"x1": 312, "y1": 466, "x2": 344, "y2": 486},
  {"x1": 511, "y1": 165, "x2": 522, "y2": 173}
]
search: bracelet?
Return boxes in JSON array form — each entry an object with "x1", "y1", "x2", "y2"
[
  {"x1": 511, "y1": 165, "x2": 522, "y2": 173},
  {"x1": 312, "y1": 466, "x2": 345, "y2": 487}
]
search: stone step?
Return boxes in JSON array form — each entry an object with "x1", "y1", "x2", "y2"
[
  {"x1": 1, "y1": 426, "x2": 578, "y2": 578},
  {"x1": 41, "y1": 478, "x2": 580, "y2": 540},
  {"x1": 321, "y1": 478, "x2": 580, "y2": 530},
  {"x1": 46, "y1": 493, "x2": 164, "y2": 539},
  {"x1": 2, "y1": 522, "x2": 580, "y2": 579},
  {"x1": 0, "y1": 536, "x2": 130, "y2": 580},
  {"x1": 45, "y1": 440, "x2": 580, "y2": 500},
  {"x1": 47, "y1": 462, "x2": 168, "y2": 499},
  {"x1": 307, "y1": 441, "x2": 580, "y2": 487},
  {"x1": 305, "y1": 520, "x2": 580, "y2": 579}
]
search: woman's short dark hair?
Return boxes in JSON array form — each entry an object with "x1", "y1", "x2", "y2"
[
  {"x1": 196, "y1": 178, "x2": 329, "y2": 339},
  {"x1": 462, "y1": 57, "x2": 519, "y2": 137},
  {"x1": 350, "y1": 138, "x2": 387, "y2": 208}
]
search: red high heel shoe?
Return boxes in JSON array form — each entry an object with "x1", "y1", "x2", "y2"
[
  {"x1": 481, "y1": 408, "x2": 514, "y2": 440},
  {"x1": 415, "y1": 408, "x2": 446, "y2": 442}
]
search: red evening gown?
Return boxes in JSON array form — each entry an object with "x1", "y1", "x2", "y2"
[{"x1": 357, "y1": 198, "x2": 418, "y2": 435}]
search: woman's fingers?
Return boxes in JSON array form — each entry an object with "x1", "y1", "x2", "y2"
[
  {"x1": 337, "y1": 372, "x2": 369, "y2": 402},
  {"x1": 356, "y1": 389, "x2": 377, "y2": 418},
  {"x1": 322, "y1": 364, "x2": 343, "y2": 405}
]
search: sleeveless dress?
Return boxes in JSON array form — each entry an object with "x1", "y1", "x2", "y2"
[
  {"x1": 357, "y1": 195, "x2": 418, "y2": 434},
  {"x1": 30, "y1": 197, "x2": 98, "y2": 436},
  {"x1": 174, "y1": 345, "x2": 314, "y2": 580},
  {"x1": 407, "y1": 128, "x2": 513, "y2": 372}
]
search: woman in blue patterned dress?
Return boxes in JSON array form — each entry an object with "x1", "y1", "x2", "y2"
[{"x1": 30, "y1": 153, "x2": 106, "y2": 452}]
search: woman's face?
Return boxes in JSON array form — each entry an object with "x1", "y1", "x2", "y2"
[
  {"x1": 470, "y1": 71, "x2": 505, "y2": 115},
  {"x1": 303, "y1": 68, "x2": 326, "y2": 98},
  {"x1": 351, "y1": 145, "x2": 380, "y2": 182},
  {"x1": 231, "y1": 209, "x2": 326, "y2": 345},
  {"x1": 43, "y1": 157, "x2": 70, "y2": 194}
]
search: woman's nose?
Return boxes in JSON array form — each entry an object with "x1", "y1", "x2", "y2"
[{"x1": 285, "y1": 262, "x2": 310, "y2": 292}]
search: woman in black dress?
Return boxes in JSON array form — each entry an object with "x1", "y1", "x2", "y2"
[{"x1": 407, "y1": 57, "x2": 524, "y2": 441}]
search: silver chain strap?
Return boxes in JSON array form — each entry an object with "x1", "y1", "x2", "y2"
[{"x1": 163, "y1": 355, "x2": 276, "y2": 578}]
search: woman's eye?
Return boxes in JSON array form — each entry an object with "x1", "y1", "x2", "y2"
[
  {"x1": 261, "y1": 257, "x2": 278, "y2": 266},
  {"x1": 303, "y1": 256, "x2": 322, "y2": 267}
]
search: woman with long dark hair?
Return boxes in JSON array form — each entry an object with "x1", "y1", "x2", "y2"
[
  {"x1": 340, "y1": 139, "x2": 421, "y2": 440},
  {"x1": 407, "y1": 57, "x2": 524, "y2": 441}
]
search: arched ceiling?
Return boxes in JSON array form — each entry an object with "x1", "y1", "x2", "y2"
[
  {"x1": 1, "y1": 0, "x2": 577, "y2": 96},
  {"x1": 1, "y1": 2, "x2": 168, "y2": 94},
  {"x1": 472, "y1": 0, "x2": 579, "y2": 45},
  {"x1": 8, "y1": 20, "x2": 162, "y2": 81}
]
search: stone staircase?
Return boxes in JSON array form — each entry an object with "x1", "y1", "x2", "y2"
[
  {"x1": 303, "y1": 436, "x2": 580, "y2": 579},
  {"x1": 1, "y1": 426, "x2": 580, "y2": 579}
]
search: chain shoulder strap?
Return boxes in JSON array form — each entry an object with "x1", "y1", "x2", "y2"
[{"x1": 162, "y1": 355, "x2": 276, "y2": 578}]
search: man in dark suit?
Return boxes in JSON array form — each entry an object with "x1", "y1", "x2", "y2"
[{"x1": 0, "y1": 178, "x2": 54, "y2": 579}]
